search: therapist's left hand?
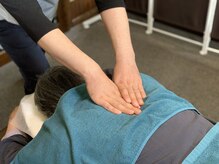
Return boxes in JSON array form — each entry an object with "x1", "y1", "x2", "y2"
[{"x1": 113, "y1": 60, "x2": 146, "y2": 108}]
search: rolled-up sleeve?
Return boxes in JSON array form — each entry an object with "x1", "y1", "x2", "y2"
[
  {"x1": 95, "y1": 0, "x2": 125, "y2": 13},
  {"x1": 0, "y1": 0, "x2": 57, "y2": 42}
]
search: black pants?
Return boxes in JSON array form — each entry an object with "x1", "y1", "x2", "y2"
[
  {"x1": 0, "y1": 134, "x2": 32, "y2": 164},
  {"x1": 0, "y1": 20, "x2": 50, "y2": 94}
]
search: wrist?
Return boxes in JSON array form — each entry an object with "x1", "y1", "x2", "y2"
[
  {"x1": 115, "y1": 56, "x2": 136, "y2": 66},
  {"x1": 115, "y1": 50, "x2": 136, "y2": 64},
  {"x1": 82, "y1": 63, "x2": 104, "y2": 83}
]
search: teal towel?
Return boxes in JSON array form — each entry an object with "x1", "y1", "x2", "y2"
[
  {"x1": 12, "y1": 74, "x2": 196, "y2": 164},
  {"x1": 183, "y1": 123, "x2": 219, "y2": 164}
]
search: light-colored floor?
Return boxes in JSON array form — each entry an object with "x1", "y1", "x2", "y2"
[{"x1": 1, "y1": 17, "x2": 219, "y2": 130}]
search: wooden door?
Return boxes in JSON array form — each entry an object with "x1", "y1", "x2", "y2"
[{"x1": 57, "y1": 0, "x2": 97, "y2": 32}]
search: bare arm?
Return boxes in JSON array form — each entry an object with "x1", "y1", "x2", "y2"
[
  {"x1": 1, "y1": 0, "x2": 141, "y2": 114},
  {"x1": 100, "y1": 7, "x2": 147, "y2": 108},
  {"x1": 38, "y1": 29, "x2": 141, "y2": 115}
]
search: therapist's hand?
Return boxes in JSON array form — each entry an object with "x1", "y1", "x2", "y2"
[
  {"x1": 85, "y1": 69, "x2": 141, "y2": 115},
  {"x1": 113, "y1": 60, "x2": 146, "y2": 108}
]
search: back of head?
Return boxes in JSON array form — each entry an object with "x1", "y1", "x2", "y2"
[{"x1": 34, "y1": 66, "x2": 84, "y2": 117}]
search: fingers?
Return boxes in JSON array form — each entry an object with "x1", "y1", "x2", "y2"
[
  {"x1": 85, "y1": 68, "x2": 144, "y2": 115},
  {"x1": 100, "y1": 101, "x2": 122, "y2": 115},
  {"x1": 113, "y1": 96, "x2": 141, "y2": 115},
  {"x1": 133, "y1": 87, "x2": 144, "y2": 106},
  {"x1": 95, "y1": 95, "x2": 141, "y2": 115},
  {"x1": 139, "y1": 83, "x2": 147, "y2": 98},
  {"x1": 127, "y1": 87, "x2": 140, "y2": 108},
  {"x1": 118, "y1": 84, "x2": 146, "y2": 108},
  {"x1": 120, "y1": 88, "x2": 131, "y2": 103}
]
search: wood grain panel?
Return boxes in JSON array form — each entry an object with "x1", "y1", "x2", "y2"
[
  {"x1": 57, "y1": 0, "x2": 97, "y2": 32},
  {"x1": 0, "y1": 51, "x2": 11, "y2": 67}
]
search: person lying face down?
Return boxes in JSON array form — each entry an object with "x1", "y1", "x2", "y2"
[
  {"x1": 2, "y1": 66, "x2": 219, "y2": 164},
  {"x1": 34, "y1": 66, "x2": 85, "y2": 118}
]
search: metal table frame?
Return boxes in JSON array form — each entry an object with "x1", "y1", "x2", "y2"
[{"x1": 82, "y1": 0, "x2": 219, "y2": 55}]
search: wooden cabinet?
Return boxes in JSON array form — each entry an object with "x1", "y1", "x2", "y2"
[
  {"x1": 0, "y1": 51, "x2": 10, "y2": 67},
  {"x1": 57, "y1": 0, "x2": 98, "y2": 32}
]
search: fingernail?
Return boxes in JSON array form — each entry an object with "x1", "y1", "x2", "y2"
[
  {"x1": 140, "y1": 100, "x2": 144, "y2": 105},
  {"x1": 116, "y1": 111, "x2": 122, "y2": 114},
  {"x1": 129, "y1": 110, "x2": 134, "y2": 115},
  {"x1": 135, "y1": 103, "x2": 140, "y2": 108},
  {"x1": 135, "y1": 109, "x2": 141, "y2": 115}
]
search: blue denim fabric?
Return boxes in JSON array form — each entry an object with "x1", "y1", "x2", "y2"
[{"x1": 0, "y1": 20, "x2": 49, "y2": 94}]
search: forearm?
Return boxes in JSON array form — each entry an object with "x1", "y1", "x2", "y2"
[
  {"x1": 100, "y1": 7, "x2": 146, "y2": 106},
  {"x1": 38, "y1": 29, "x2": 102, "y2": 80},
  {"x1": 100, "y1": 7, "x2": 135, "y2": 63}
]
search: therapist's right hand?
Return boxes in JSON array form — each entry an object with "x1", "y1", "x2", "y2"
[{"x1": 85, "y1": 69, "x2": 141, "y2": 115}]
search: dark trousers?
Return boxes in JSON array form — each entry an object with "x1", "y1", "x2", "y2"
[
  {"x1": 0, "y1": 135, "x2": 32, "y2": 164},
  {"x1": 0, "y1": 20, "x2": 50, "y2": 94}
]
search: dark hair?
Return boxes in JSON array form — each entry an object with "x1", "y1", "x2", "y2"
[{"x1": 34, "y1": 66, "x2": 84, "y2": 117}]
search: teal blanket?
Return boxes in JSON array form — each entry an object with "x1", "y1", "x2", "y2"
[{"x1": 12, "y1": 74, "x2": 197, "y2": 164}]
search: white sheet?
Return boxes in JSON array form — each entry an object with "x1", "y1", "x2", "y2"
[{"x1": 11, "y1": 93, "x2": 47, "y2": 138}]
